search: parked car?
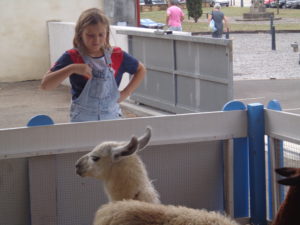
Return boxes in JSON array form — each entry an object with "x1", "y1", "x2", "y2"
[
  {"x1": 285, "y1": 0, "x2": 293, "y2": 7},
  {"x1": 285, "y1": 0, "x2": 300, "y2": 8},
  {"x1": 264, "y1": 0, "x2": 276, "y2": 7},
  {"x1": 292, "y1": 0, "x2": 300, "y2": 7},
  {"x1": 152, "y1": 0, "x2": 166, "y2": 4},
  {"x1": 140, "y1": 18, "x2": 165, "y2": 29},
  {"x1": 209, "y1": 0, "x2": 230, "y2": 7},
  {"x1": 142, "y1": 0, "x2": 166, "y2": 4},
  {"x1": 270, "y1": 0, "x2": 286, "y2": 7},
  {"x1": 143, "y1": 0, "x2": 153, "y2": 4}
]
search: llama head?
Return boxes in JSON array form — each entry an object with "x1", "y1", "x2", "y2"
[
  {"x1": 276, "y1": 167, "x2": 300, "y2": 186},
  {"x1": 75, "y1": 127, "x2": 152, "y2": 178}
]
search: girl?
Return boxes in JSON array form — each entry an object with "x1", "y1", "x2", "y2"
[{"x1": 41, "y1": 8, "x2": 146, "y2": 122}]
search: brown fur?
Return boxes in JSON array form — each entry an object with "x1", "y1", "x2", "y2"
[{"x1": 272, "y1": 167, "x2": 300, "y2": 225}]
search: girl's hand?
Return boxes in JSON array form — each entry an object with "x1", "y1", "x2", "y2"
[
  {"x1": 72, "y1": 64, "x2": 92, "y2": 79},
  {"x1": 41, "y1": 63, "x2": 92, "y2": 90}
]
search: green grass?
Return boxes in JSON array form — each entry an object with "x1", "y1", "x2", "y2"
[{"x1": 141, "y1": 7, "x2": 300, "y2": 32}]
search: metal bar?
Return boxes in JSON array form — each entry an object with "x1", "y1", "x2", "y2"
[
  {"x1": 223, "y1": 139, "x2": 234, "y2": 217},
  {"x1": 271, "y1": 26, "x2": 276, "y2": 51},
  {"x1": 269, "y1": 137, "x2": 281, "y2": 219},
  {"x1": 247, "y1": 103, "x2": 267, "y2": 225},
  {"x1": 173, "y1": 39, "x2": 178, "y2": 106}
]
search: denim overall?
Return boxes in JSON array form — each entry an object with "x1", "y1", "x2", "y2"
[{"x1": 70, "y1": 50, "x2": 121, "y2": 122}]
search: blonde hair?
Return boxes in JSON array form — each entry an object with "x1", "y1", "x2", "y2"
[{"x1": 73, "y1": 8, "x2": 111, "y2": 54}]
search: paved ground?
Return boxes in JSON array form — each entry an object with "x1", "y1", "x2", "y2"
[
  {"x1": 234, "y1": 79, "x2": 300, "y2": 114},
  {"x1": 0, "y1": 81, "x2": 144, "y2": 129},
  {"x1": 1, "y1": 32, "x2": 300, "y2": 129},
  {"x1": 231, "y1": 33, "x2": 300, "y2": 80},
  {"x1": 1, "y1": 78, "x2": 300, "y2": 130}
]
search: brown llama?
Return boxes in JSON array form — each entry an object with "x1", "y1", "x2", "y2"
[{"x1": 272, "y1": 167, "x2": 300, "y2": 225}]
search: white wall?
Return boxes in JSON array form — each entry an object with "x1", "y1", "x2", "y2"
[
  {"x1": 0, "y1": 0, "x2": 103, "y2": 82},
  {"x1": 48, "y1": 22, "x2": 76, "y2": 67}
]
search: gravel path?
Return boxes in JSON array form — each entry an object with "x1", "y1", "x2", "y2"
[
  {"x1": 194, "y1": 15, "x2": 300, "y2": 80},
  {"x1": 231, "y1": 32, "x2": 300, "y2": 80}
]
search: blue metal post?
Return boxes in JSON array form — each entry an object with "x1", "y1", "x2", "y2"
[
  {"x1": 267, "y1": 100, "x2": 284, "y2": 220},
  {"x1": 270, "y1": 15, "x2": 276, "y2": 51},
  {"x1": 223, "y1": 101, "x2": 249, "y2": 218},
  {"x1": 271, "y1": 26, "x2": 276, "y2": 51},
  {"x1": 247, "y1": 103, "x2": 267, "y2": 225}
]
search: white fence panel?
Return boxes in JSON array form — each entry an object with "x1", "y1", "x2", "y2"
[
  {"x1": 0, "y1": 111, "x2": 247, "y2": 225},
  {"x1": 265, "y1": 109, "x2": 300, "y2": 144}
]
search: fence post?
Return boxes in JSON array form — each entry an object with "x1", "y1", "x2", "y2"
[
  {"x1": 271, "y1": 26, "x2": 276, "y2": 51},
  {"x1": 223, "y1": 101, "x2": 249, "y2": 218},
  {"x1": 247, "y1": 103, "x2": 267, "y2": 225},
  {"x1": 27, "y1": 115, "x2": 54, "y2": 127},
  {"x1": 267, "y1": 100, "x2": 284, "y2": 220},
  {"x1": 225, "y1": 28, "x2": 230, "y2": 39},
  {"x1": 270, "y1": 15, "x2": 276, "y2": 51}
]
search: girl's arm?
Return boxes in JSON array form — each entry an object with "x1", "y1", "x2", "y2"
[
  {"x1": 118, "y1": 62, "x2": 146, "y2": 103},
  {"x1": 208, "y1": 14, "x2": 212, "y2": 23},
  {"x1": 166, "y1": 15, "x2": 170, "y2": 26},
  {"x1": 223, "y1": 16, "x2": 229, "y2": 30},
  {"x1": 181, "y1": 11, "x2": 184, "y2": 22},
  {"x1": 40, "y1": 64, "x2": 92, "y2": 90},
  {"x1": 181, "y1": 15, "x2": 184, "y2": 22}
]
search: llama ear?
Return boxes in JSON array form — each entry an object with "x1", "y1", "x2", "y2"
[
  {"x1": 275, "y1": 167, "x2": 297, "y2": 177},
  {"x1": 111, "y1": 136, "x2": 139, "y2": 162},
  {"x1": 278, "y1": 175, "x2": 300, "y2": 186},
  {"x1": 137, "y1": 126, "x2": 152, "y2": 151}
]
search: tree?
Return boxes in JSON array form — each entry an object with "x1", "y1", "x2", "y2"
[{"x1": 186, "y1": 0, "x2": 202, "y2": 23}]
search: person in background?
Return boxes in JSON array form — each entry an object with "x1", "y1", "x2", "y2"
[
  {"x1": 208, "y1": 3, "x2": 229, "y2": 38},
  {"x1": 166, "y1": 0, "x2": 184, "y2": 31},
  {"x1": 40, "y1": 8, "x2": 146, "y2": 122},
  {"x1": 145, "y1": 0, "x2": 153, "y2": 4}
]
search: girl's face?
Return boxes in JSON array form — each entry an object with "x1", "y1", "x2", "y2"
[{"x1": 82, "y1": 23, "x2": 107, "y2": 57}]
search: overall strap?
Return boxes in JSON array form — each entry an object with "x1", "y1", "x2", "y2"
[
  {"x1": 67, "y1": 49, "x2": 84, "y2": 63},
  {"x1": 67, "y1": 47, "x2": 124, "y2": 78},
  {"x1": 110, "y1": 47, "x2": 124, "y2": 77},
  {"x1": 67, "y1": 49, "x2": 89, "y2": 79}
]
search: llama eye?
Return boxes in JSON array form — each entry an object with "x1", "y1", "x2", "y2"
[{"x1": 91, "y1": 156, "x2": 100, "y2": 162}]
